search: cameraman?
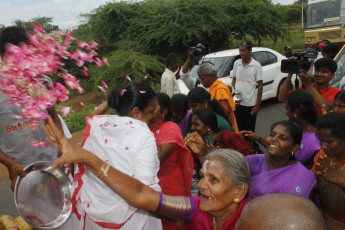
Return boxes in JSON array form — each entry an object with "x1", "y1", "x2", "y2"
[
  {"x1": 278, "y1": 58, "x2": 340, "y2": 115},
  {"x1": 179, "y1": 47, "x2": 198, "y2": 90}
]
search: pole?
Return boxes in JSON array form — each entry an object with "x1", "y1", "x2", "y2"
[{"x1": 302, "y1": 0, "x2": 304, "y2": 28}]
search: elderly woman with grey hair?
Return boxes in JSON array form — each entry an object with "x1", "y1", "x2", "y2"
[
  {"x1": 197, "y1": 62, "x2": 239, "y2": 132},
  {"x1": 43, "y1": 116, "x2": 250, "y2": 230}
]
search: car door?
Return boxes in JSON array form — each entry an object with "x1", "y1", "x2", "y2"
[{"x1": 252, "y1": 51, "x2": 280, "y2": 100}]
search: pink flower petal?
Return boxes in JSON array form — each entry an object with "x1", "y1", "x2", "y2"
[
  {"x1": 101, "y1": 80, "x2": 108, "y2": 88},
  {"x1": 13, "y1": 115, "x2": 23, "y2": 119},
  {"x1": 87, "y1": 203, "x2": 90, "y2": 208},
  {"x1": 129, "y1": 121, "x2": 133, "y2": 124},
  {"x1": 102, "y1": 57, "x2": 109, "y2": 66},
  {"x1": 105, "y1": 139, "x2": 108, "y2": 144},
  {"x1": 95, "y1": 106, "x2": 104, "y2": 111},
  {"x1": 25, "y1": 136, "x2": 31, "y2": 143},
  {"x1": 120, "y1": 89, "x2": 127, "y2": 96},
  {"x1": 139, "y1": 90, "x2": 146, "y2": 94},
  {"x1": 40, "y1": 142, "x2": 49, "y2": 148},
  {"x1": 98, "y1": 86, "x2": 106, "y2": 93},
  {"x1": 60, "y1": 107, "x2": 71, "y2": 117},
  {"x1": 95, "y1": 57, "x2": 103, "y2": 67},
  {"x1": 31, "y1": 140, "x2": 41, "y2": 148},
  {"x1": 144, "y1": 74, "x2": 149, "y2": 79},
  {"x1": 126, "y1": 75, "x2": 131, "y2": 81},
  {"x1": 125, "y1": 146, "x2": 129, "y2": 150},
  {"x1": 77, "y1": 41, "x2": 88, "y2": 48},
  {"x1": 173, "y1": 67, "x2": 180, "y2": 75},
  {"x1": 80, "y1": 101, "x2": 84, "y2": 106},
  {"x1": 81, "y1": 66, "x2": 88, "y2": 77}
]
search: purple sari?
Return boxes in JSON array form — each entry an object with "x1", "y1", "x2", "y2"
[
  {"x1": 246, "y1": 154, "x2": 316, "y2": 201},
  {"x1": 294, "y1": 132, "x2": 320, "y2": 170},
  {"x1": 178, "y1": 110, "x2": 192, "y2": 138}
]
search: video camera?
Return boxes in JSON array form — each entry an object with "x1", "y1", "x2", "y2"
[
  {"x1": 280, "y1": 46, "x2": 318, "y2": 74},
  {"x1": 192, "y1": 43, "x2": 206, "y2": 57}
]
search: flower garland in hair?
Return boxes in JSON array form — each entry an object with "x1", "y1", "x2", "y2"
[{"x1": 0, "y1": 23, "x2": 108, "y2": 129}]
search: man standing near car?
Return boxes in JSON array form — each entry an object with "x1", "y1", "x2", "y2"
[
  {"x1": 231, "y1": 40, "x2": 263, "y2": 132},
  {"x1": 161, "y1": 53, "x2": 180, "y2": 98}
]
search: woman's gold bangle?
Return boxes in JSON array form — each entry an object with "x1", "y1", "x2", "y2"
[{"x1": 97, "y1": 160, "x2": 111, "y2": 180}]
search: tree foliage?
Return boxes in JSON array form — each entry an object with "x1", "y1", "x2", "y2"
[
  {"x1": 79, "y1": 0, "x2": 287, "y2": 56},
  {"x1": 12, "y1": 17, "x2": 57, "y2": 33},
  {"x1": 88, "y1": 50, "x2": 164, "y2": 92}
]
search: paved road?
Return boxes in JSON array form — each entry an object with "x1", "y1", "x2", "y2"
[
  {"x1": 0, "y1": 99, "x2": 287, "y2": 219},
  {"x1": 256, "y1": 98, "x2": 287, "y2": 140}
]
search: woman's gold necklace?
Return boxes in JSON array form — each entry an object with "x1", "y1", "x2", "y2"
[{"x1": 213, "y1": 217, "x2": 216, "y2": 230}]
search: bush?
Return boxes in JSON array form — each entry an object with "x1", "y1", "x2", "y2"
[{"x1": 56, "y1": 103, "x2": 96, "y2": 133}]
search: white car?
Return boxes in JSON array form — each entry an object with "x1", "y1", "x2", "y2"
[{"x1": 180, "y1": 47, "x2": 292, "y2": 101}]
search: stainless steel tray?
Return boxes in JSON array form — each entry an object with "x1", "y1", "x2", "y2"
[{"x1": 14, "y1": 161, "x2": 72, "y2": 229}]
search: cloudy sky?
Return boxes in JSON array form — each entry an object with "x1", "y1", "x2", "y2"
[{"x1": 0, "y1": 0, "x2": 296, "y2": 29}]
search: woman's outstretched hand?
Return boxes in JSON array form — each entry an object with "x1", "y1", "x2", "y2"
[
  {"x1": 44, "y1": 116, "x2": 91, "y2": 169},
  {"x1": 240, "y1": 130, "x2": 258, "y2": 141}
]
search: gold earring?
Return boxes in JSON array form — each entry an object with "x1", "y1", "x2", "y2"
[
  {"x1": 234, "y1": 198, "x2": 239, "y2": 203},
  {"x1": 294, "y1": 114, "x2": 297, "y2": 118},
  {"x1": 205, "y1": 104, "x2": 208, "y2": 109},
  {"x1": 291, "y1": 151, "x2": 294, "y2": 156}
]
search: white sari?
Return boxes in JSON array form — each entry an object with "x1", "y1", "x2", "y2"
[{"x1": 64, "y1": 115, "x2": 162, "y2": 230}]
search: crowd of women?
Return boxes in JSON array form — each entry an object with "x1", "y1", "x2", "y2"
[
  {"x1": 40, "y1": 80, "x2": 345, "y2": 230},
  {"x1": 1, "y1": 26, "x2": 343, "y2": 230}
]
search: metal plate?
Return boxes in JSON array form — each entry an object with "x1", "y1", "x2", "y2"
[{"x1": 14, "y1": 162, "x2": 72, "y2": 229}]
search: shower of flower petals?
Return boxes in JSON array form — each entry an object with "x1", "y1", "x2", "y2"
[
  {"x1": 139, "y1": 90, "x2": 146, "y2": 94},
  {"x1": 98, "y1": 86, "x2": 106, "y2": 93},
  {"x1": 173, "y1": 67, "x2": 180, "y2": 75},
  {"x1": 0, "y1": 22, "x2": 106, "y2": 128},
  {"x1": 120, "y1": 89, "x2": 127, "y2": 96},
  {"x1": 60, "y1": 107, "x2": 71, "y2": 117},
  {"x1": 144, "y1": 74, "x2": 149, "y2": 79},
  {"x1": 126, "y1": 75, "x2": 131, "y2": 81},
  {"x1": 101, "y1": 81, "x2": 108, "y2": 88}
]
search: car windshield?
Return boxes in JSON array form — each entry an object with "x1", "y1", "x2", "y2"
[
  {"x1": 190, "y1": 56, "x2": 233, "y2": 79},
  {"x1": 305, "y1": 0, "x2": 341, "y2": 29}
]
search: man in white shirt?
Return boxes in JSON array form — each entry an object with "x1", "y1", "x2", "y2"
[
  {"x1": 231, "y1": 40, "x2": 263, "y2": 132},
  {"x1": 161, "y1": 53, "x2": 180, "y2": 98},
  {"x1": 179, "y1": 47, "x2": 198, "y2": 90}
]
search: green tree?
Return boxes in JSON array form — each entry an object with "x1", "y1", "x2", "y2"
[
  {"x1": 12, "y1": 16, "x2": 57, "y2": 33},
  {"x1": 238, "y1": 0, "x2": 287, "y2": 46}
]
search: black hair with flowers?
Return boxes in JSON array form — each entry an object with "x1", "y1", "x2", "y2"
[{"x1": 107, "y1": 83, "x2": 156, "y2": 116}]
